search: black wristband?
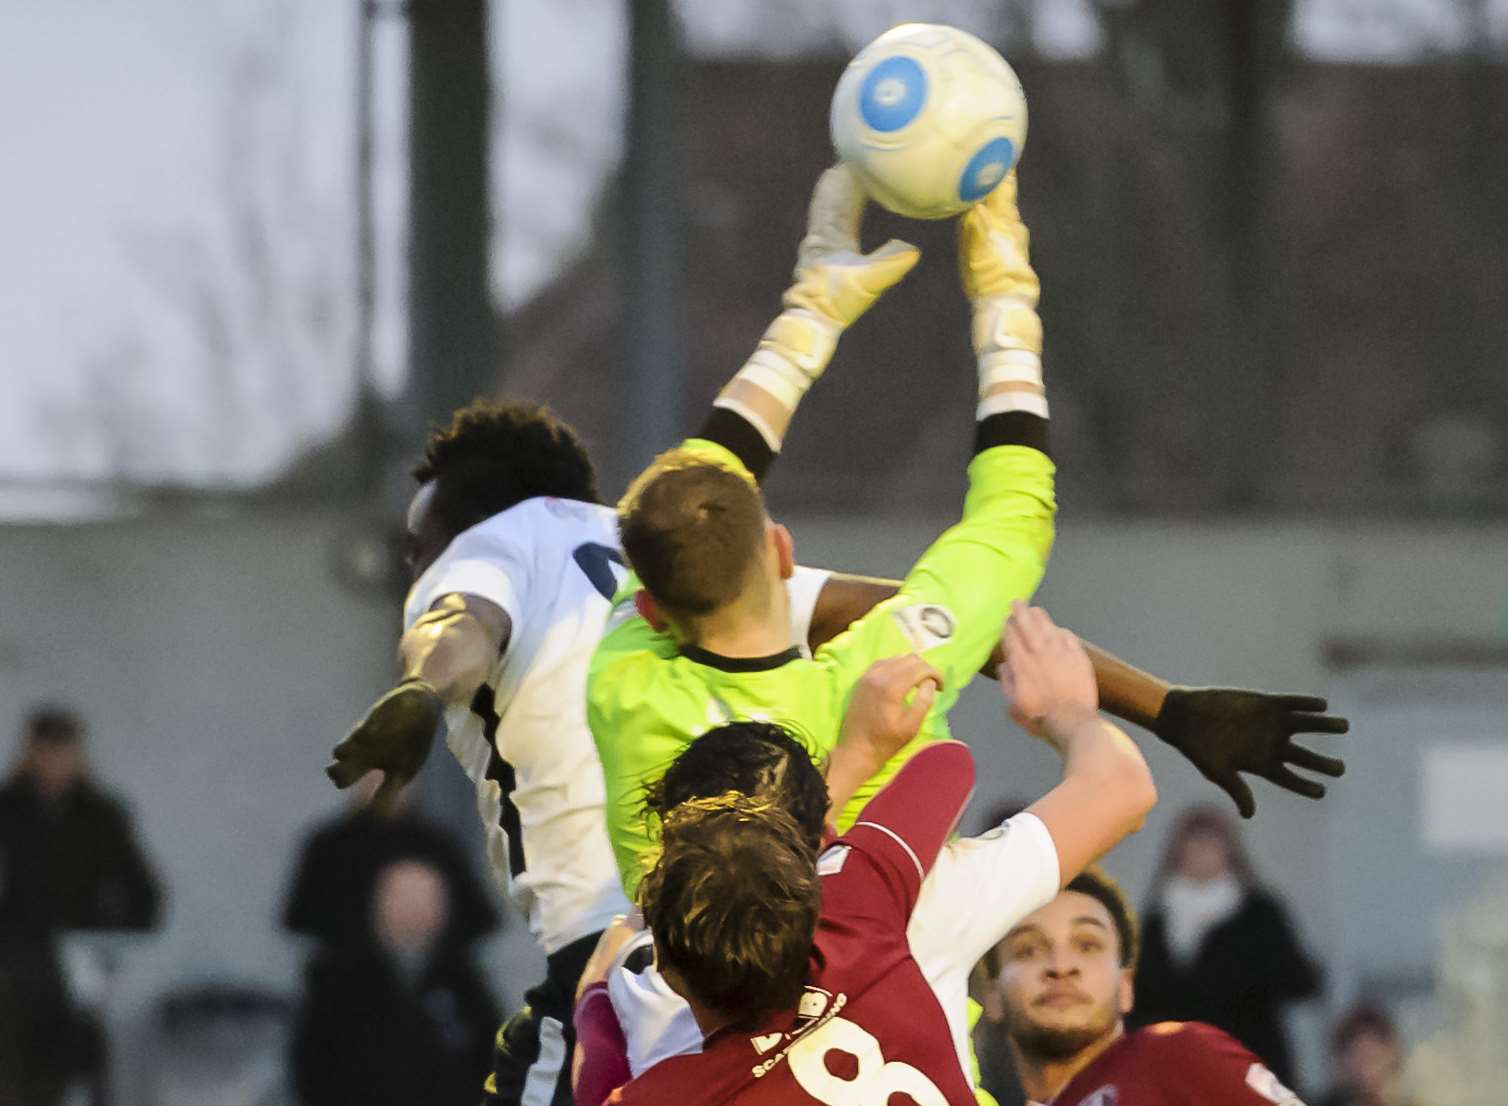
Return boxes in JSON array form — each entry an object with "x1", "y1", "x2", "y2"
[
  {"x1": 697, "y1": 406, "x2": 777, "y2": 483},
  {"x1": 974, "y1": 411, "x2": 1050, "y2": 457}
]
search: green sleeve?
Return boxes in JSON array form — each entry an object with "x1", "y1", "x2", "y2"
[
  {"x1": 821, "y1": 444, "x2": 1054, "y2": 704},
  {"x1": 966, "y1": 998, "x2": 999, "y2": 1106},
  {"x1": 816, "y1": 445, "x2": 1055, "y2": 826}
]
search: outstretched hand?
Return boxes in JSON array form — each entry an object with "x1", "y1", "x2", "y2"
[
  {"x1": 326, "y1": 677, "x2": 445, "y2": 811},
  {"x1": 1152, "y1": 687, "x2": 1350, "y2": 819}
]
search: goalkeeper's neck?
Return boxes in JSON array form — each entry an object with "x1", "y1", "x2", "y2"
[{"x1": 671, "y1": 573, "x2": 794, "y2": 662}]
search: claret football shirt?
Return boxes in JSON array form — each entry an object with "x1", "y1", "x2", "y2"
[
  {"x1": 607, "y1": 741, "x2": 984, "y2": 1106},
  {"x1": 1041, "y1": 1021, "x2": 1305, "y2": 1106}
]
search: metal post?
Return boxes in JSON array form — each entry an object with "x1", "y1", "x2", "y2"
[
  {"x1": 353, "y1": 0, "x2": 382, "y2": 494},
  {"x1": 619, "y1": 0, "x2": 686, "y2": 482},
  {"x1": 406, "y1": 0, "x2": 496, "y2": 433}
]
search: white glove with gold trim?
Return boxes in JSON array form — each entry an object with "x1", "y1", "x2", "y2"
[
  {"x1": 737, "y1": 164, "x2": 920, "y2": 410},
  {"x1": 958, "y1": 170, "x2": 1046, "y2": 419}
]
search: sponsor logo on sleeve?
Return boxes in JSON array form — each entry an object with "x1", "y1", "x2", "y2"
[
  {"x1": 892, "y1": 603, "x2": 956, "y2": 653},
  {"x1": 817, "y1": 845, "x2": 851, "y2": 876},
  {"x1": 797, "y1": 987, "x2": 833, "y2": 1021}
]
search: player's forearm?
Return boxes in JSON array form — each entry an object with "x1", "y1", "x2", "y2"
[
  {"x1": 399, "y1": 598, "x2": 506, "y2": 705},
  {"x1": 1084, "y1": 643, "x2": 1170, "y2": 731},
  {"x1": 808, "y1": 573, "x2": 899, "y2": 649},
  {"x1": 1028, "y1": 712, "x2": 1157, "y2": 883},
  {"x1": 1055, "y1": 712, "x2": 1156, "y2": 813},
  {"x1": 824, "y1": 743, "x2": 885, "y2": 824},
  {"x1": 693, "y1": 404, "x2": 778, "y2": 483},
  {"x1": 698, "y1": 168, "x2": 919, "y2": 479}
]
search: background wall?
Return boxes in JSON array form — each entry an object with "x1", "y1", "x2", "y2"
[{"x1": 4, "y1": 507, "x2": 1504, "y2": 1098}]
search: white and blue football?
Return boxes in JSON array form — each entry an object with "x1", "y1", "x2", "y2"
[{"x1": 830, "y1": 23, "x2": 1028, "y2": 220}]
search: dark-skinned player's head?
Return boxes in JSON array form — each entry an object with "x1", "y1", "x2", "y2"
[
  {"x1": 638, "y1": 791, "x2": 820, "y2": 1031},
  {"x1": 643, "y1": 722, "x2": 828, "y2": 852},
  {"x1": 406, "y1": 399, "x2": 599, "y2": 579},
  {"x1": 995, "y1": 867, "x2": 1139, "y2": 1062},
  {"x1": 617, "y1": 449, "x2": 794, "y2": 642}
]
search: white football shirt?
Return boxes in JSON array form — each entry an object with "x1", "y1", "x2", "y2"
[{"x1": 405, "y1": 496, "x2": 832, "y2": 955}]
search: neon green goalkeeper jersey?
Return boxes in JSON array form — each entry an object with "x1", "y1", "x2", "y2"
[{"x1": 588, "y1": 437, "x2": 1056, "y2": 893}]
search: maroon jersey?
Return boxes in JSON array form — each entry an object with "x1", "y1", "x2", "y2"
[
  {"x1": 611, "y1": 742, "x2": 977, "y2": 1106},
  {"x1": 1046, "y1": 1022, "x2": 1304, "y2": 1106}
]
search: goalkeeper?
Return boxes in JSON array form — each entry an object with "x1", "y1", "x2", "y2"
[
  {"x1": 590, "y1": 163, "x2": 1056, "y2": 890},
  {"x1": 588, "y1": 164, "x2": 1347, "y2": 891}
]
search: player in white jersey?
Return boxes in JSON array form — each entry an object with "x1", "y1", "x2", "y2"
[
  {"x1": 401, "y1": 493, "x2": 629, "y2": 954},
  {"x1": 326, "y1": 401, "x2": 838, "y2": 1106}
]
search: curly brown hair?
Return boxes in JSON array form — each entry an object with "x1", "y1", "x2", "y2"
[{"x1": 639, "y1": 792, "x2": 820, "y2": 1029}]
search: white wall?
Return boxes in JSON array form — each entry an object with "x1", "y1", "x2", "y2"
[
  {"x1": 3, "y1": 508, "x2": 1504, "y2": 1098},
  {"x1": 1, "y1": 508, "x2": 404, "y2": 1101}
]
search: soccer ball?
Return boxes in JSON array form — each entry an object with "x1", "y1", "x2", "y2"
[{"x1": 830, "y1": 23, "x2": 1028, "y2": 220}]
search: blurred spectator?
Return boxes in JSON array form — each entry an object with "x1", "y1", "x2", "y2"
[
  {"x1": 0, "y1": 704, "x2": 163, "y2": 1106},
  {"x1": 290, "y1": 858, "x2": 500, "y2": 1106},
  {"x1": 1130, "y1": 804, "x2": 1321, "y2": 1089},
  {"x1": 1317, "y1": 1004, "x2": 1425, "y2": 1106},
  {"x1": 0, "y1": 940, "x2": 74, "y2": 1106},
  {"x1": 281, "y1": 770, "x2": 498, "y2": 948},
  {"x1": 0, "y1": 705, "x2": 162, "y2": 932}
]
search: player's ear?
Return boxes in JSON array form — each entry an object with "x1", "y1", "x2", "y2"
[
  {"x1": 771, "y1": 521, "x2": 795, "y2": 580},
  {"x1": 634, "y1": 589, "x2": 668, "y2": 633},
  {"x1": 1117, "y1": 967, "x2": 1134, "y2": 1016}
]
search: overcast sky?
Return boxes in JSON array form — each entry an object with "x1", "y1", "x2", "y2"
[{"x1": 0, "y1": 0, "x2": 1502, "y2": 510}]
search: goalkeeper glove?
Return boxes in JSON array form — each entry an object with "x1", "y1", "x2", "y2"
[
  {"x1": 958, "y1": 170, "x2": 1045, "y2": 416},
  {"x1": 326, "y1": 677, "x2": 445, "y2": 810},
  {"x1": 1152, "y1": 687, "x2": 1350, "y2": 819},
  {"x1": 735, "y1": 164, "x2": 919, "y2": 411}
]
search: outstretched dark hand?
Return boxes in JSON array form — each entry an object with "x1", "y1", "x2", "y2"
[
  {"x1": 1152, "y1": 687, "x2": 1350, "y2": 819},
  {"x1": 326, "y1": 677, "x2": 445, "y2": 810}
]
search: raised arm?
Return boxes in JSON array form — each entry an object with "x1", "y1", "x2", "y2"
[
  {"x1": 824, "y1": 653, "x2": 942, "y2": 824},
  {"x1": 1002, "y1": 602, "x2": 1157, "y2": 884},
  {"x1": 810, "y1": 172, "x2": 1057, "y2": 835},
  {"x1": 689, "y1": 164, "x2": 918, "y2": 482},
  {"x1": 325, "y1": 594, "x2": 509, "y2": 808}
]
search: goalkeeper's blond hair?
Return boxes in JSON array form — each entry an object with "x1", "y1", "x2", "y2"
[{"x1": 618, "y1": 450, "x2": 768, "y2": 626}]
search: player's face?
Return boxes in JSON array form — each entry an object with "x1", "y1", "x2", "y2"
[
  {"x1": 404, "y1": 481, "x2": 449, "y2": 582},
  {"x1": 996, "y1": 891, "x2": 1132, "y2": 1061}
]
